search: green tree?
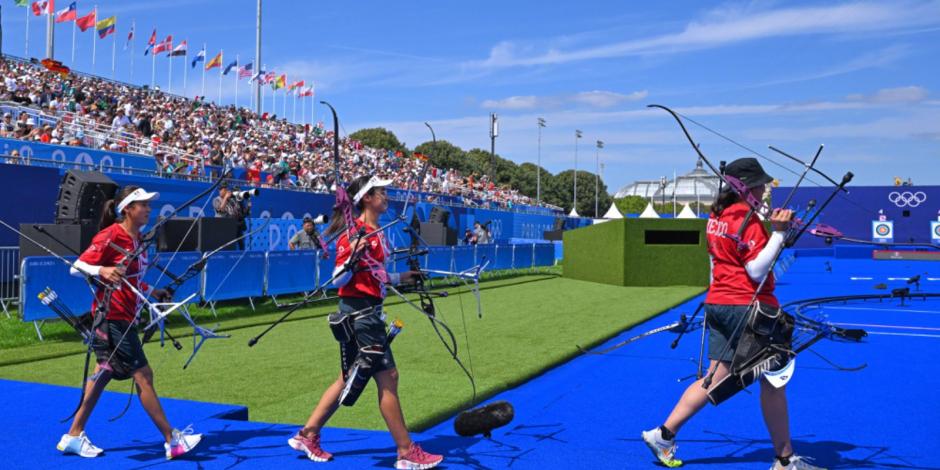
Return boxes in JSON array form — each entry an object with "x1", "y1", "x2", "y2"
[
  {"x1": 348, "y1": 128, "x2": 407, "y2": 155},
  {"x1": 615, "y1": 195, "x2": 650, "y2": 215},
  {"x1": 414, "y1": 140, "x2": 467, "y2": 173}
]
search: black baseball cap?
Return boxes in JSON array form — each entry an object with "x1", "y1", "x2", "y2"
[{"x1": 724, "y1": 157, "x2": 773, "y2": 188}]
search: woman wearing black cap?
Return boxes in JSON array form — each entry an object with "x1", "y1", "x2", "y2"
[{"x1": 642, "y1": 158, "x2": 823, "y2": 470}]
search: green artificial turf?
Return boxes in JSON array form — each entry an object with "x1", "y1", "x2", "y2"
[{"x1": 0, "y1": 273, "x2": 702, "y2": 431}]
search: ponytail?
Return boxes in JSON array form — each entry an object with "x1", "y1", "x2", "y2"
[
  {"x1": 323, "y1": 175, "x2": 372, "y2": 238},
  {"x1": 710, "y1": 185, "x2": 739, "y2": 218}
]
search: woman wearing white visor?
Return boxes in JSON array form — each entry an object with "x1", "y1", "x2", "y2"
[
  {"x1": 289, "y1": 175, "x2": 443, "y2": 469},
  {"x1": 61, "y1": 185, "x2": 202, "y2": 460}
]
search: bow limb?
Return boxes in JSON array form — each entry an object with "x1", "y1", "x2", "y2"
[{"x1": 648, "y1": 104, "x2": 768, "y2": 216}]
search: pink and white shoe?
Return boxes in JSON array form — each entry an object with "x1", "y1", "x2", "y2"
[
  {"x1": 396, "y1": 443, "x2": 443, "y2": 470},
  {"x1": 288, "y1": 431, "x2": 333, "y2": 462},
  {"x1": 164, "y1": 426, "x2": 202, "y2": 460}
]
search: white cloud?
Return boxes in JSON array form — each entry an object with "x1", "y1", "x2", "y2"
[
  {"x1": 469, "y1": 1, "x2": 940, "y2": 69},
  {"x1": 481, "y1": 90, "x2": 648, "y2": 110},
  {"x1": 846, "y1": 85, "x2": 929, "y2": 104},
  {"x1": 480, "y1": 95, "x2": 541, "y2": 110}
]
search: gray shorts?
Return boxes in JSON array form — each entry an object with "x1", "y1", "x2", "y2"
[
  {"x1": 706, "y1": 304, "x2": 749, "y2": 362},
  {"x1": 338, "y1": 297, "x2": 396, "y2": 374},
  {"x1": 92, "y1": 320, "x2": 149, "y2": 380}
]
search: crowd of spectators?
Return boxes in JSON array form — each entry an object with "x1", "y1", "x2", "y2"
[{"x1": 0, "y1": 57, "x2": 557, "y2": 211}]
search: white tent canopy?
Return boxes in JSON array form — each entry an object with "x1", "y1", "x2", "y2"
[
  {"x1": 676, "y1": 203, "x2": 697, "y2": 219},
  {"x1": 568, "y1": 208, "x2": 580, "y2": 217},
  {"x1": 638, "y1": 202, "x2": 660, "y2": 219},
  {"x1": 603, "y1": 202, "x2": 624, "y2": 219}
]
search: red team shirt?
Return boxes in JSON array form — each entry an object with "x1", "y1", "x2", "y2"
[
  {"x1": 335, "y1": 219, "x2": 389, "y2": 299},
  {"x1": 78, "y1": 224, "x2": 150, "y2": 322},
  {"x1": 704, "y1": 201, "x2": 779, "y2": 307}
]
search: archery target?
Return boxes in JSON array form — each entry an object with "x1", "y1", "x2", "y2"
[
  {"x1": 932, "y1": 221, "x2": 940, "y2": 242},
  {"x1": 872, "y1": 220, "x2": 893, "y2": 243}
]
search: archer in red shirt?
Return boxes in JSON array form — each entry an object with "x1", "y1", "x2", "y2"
[
  {"x1": 64, "y1": 185, "x2": 202, "y2": 460},
  {"x1": 642, "y1": 158, "x2": 817, "y2": 470},
  {"x1": 294, "y1": 175, "x2": 443, "y2": 469}
]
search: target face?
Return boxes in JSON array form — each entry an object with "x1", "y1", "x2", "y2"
[
  {"x1": 875, "y1": 224, "x2": 891, "y2": 236},
  {"x1": 934, "y1": 224, "x2": 940, "y2": 237}
]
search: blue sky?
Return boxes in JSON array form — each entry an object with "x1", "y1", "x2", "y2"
[{"x1": 6, "y1": 0, "x2": 940, "y2": 193}]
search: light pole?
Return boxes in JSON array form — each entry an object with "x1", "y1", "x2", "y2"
[
  {"x1": 489, "y1": 113, "x2": 498, "y2": 185},
  {"x1": 659, "y1": 176, "x2": 667, "y2": 211},
  {"x1": 595, "y1": 140, "x2": 604, "y2": 217},
  {"x1": 537, "y1": 117, "x2": 546, "y2": 206},
  {"x1": 573, "y1": 129, "x2": 582, "y2": 215}
]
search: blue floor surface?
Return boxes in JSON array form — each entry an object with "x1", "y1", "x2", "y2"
[{"x1": 2, "y1": 256, "x2": 938, "y2": 469}]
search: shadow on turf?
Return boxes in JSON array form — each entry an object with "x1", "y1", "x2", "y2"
[{"x1": 622, "y1": 430, "x2": 940, "y2": 469}]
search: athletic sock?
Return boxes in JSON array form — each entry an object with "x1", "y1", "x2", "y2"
[
  {"x1": 659, "y1": 425, "x2": 676, "y2": 441},
  {"x1": 777, "y1": 454, "x2": 792, "y2": 466}
]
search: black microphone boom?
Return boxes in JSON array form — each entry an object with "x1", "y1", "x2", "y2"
[{"x1": 454, "y1": 400, "x2": 514, "y2": 438}]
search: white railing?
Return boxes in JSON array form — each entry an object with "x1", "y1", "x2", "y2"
[{"x1": 0, "y1": 246, "x2": 19, "y2": 318}]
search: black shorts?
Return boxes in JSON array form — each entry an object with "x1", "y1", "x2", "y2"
[
  {"x1": 706, "y1": 304, "x2": 749, "y2": 362},
  {"x1": 338, "y1": 296, "x2": 396, "y2": 375},
  {"x1": 92, "y1": 320, "x2": 148, "y2": 380}
]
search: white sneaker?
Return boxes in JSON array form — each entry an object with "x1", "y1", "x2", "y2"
[
  {"x1": 164, "y1": 425, "x2": 202, "y2": 460},
  {"x1": 57, "y1": 432, "x2": 103, "y2": 458},
  {"x1": 771, "y1": 454, "x2": 827, "y2": 470},
  {"x1": 641, "y1": 427, "x2": 682, "y2": 468}
]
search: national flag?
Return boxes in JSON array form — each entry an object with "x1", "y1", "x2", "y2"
[
  {"x1": 223, "y1": 60, "x2": 239, "y2": 75},
  {"x1": 262, "y1": 72, "x2": 276, "y2": 84},
  {"x1": 288, "y1": 80, "x2": 305, "y2": 91},
  {"x1": 237, "y1": 63, "x2": 253, "y2": 79},
  {"x1": 32, "y1": 1, "x2": 53, "y2": 16},
  {"x1": 191, "y1": 48, "x2": 205, "y2": 68},
  {"x1": 124, "y1": 23, "x2": 135, "y2": 50},
  {"x1": 143, "y1": 28, "x2": 156, "y2": 54},
  {"x1": 169, "y1": 40, "x2": 188, "y2": 57},
  {"x1": 96, "y1": 16, "x2": 116, "y2": 39},
  {"x1": 271, "y1": 74, "x2": 286, "y2": 90},
  {"x1": 249, "y1": 68, "x2": 265, "y2": 82},
  {"x1": 300, "y1": 86, "x2": 315, "y2": 97},
  {"x1": 413, "y1": 152, "x2": 428, "y2": 161},
  {"x1": 54, "y1": 2, "x2": 76, "y2": 23},
  {"x1": 204, "y1": 51, "x2": 223, "y2": 71},
  {"x1": 152, "y1": 35, "x2": 173, "y2": 55},
  {"x1": 15, "y1": 0, "x2": 30, "y2": 7},
  {"x1": 75, "y1": 10, "x2": 95, "y2": 31}
]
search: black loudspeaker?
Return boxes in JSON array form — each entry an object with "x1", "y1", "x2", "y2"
[
  {"x1": 419, "y1": 222, "x2": 457, "y2": 246},
  {"x1": 55, "y1": 170, "x2": 119, "y2": 224},
  {"x1": 157, "y1": 217, "x2": 240, "y2": 252},
  {"x1": 552, "y1": 217, "x2": 565, "y2": 231},
  {"x1": 543, "y1": 229, "x2": 564, "y2": 241},
  {"x1": 19, "y1": 222, "x2": 99, "y2": 258},
  {"x1": 429, "y1": 206, "x2": 451, "y2": 225}
]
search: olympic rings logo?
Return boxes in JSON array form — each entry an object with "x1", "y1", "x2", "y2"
[
  {"x1": 888, "y1": 191, "x2": 927, "y2": 208},
  {"x1": 875, "y1": 224, "x2": 891, "y2": 236}
]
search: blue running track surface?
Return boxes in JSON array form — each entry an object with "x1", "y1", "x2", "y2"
[{"x1": 2, "y1": 256, "x2": 938, "y2": 469}]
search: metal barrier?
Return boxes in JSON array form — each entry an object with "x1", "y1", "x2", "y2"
[{"x1": 0, "y1": 247, "x2": 18, "y2": 317}]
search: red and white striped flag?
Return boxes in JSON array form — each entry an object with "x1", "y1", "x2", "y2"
[{"x1": 152, "y1": 35, "x2": 173, "y2": 55}]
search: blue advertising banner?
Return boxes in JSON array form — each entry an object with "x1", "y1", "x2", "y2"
[
  {"x1": 0, "y1": 138, "x2": 159, "y2": 173},
  {"x1": 774, "y1": 186, "x2": 940, "y2": 248}
]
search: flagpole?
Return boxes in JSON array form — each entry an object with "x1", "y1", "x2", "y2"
[
  {"x1": 217, "y1": 49, "x2": 223, "y2": 104},
  {"x1": 168, "y1": 48, "x2": 172, "y2": 94},
  {"x1": 260, "y1": 65, "x2": 265, "y2": 114},
  {"x1": 111, "y1": 29, "x2": 116, "y2": 79},
  {"x1": 91, "y1": 6, "x2": 97, "y2": 72},
  {"x1": 24, "y1": 4, "x2": 29, "y2": 57},
  {"x1": 150, "y1": 43, "x2": 155, "y2": 88},
  {"x1": 183, "y1": 45, "x2": 188, "y2": 93},
  {"x1": 231, "y1": 57, "x2": 237, "y2": 108},
  {"x1": 129, "y1": 20, "x2": 134, "y2": 81},
  {"x1": 200, "y1": 44, "x2": 206, "y2": 98},
  {"x1": 70, "y1": 19, "x2": 76, "y2": 65}
]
